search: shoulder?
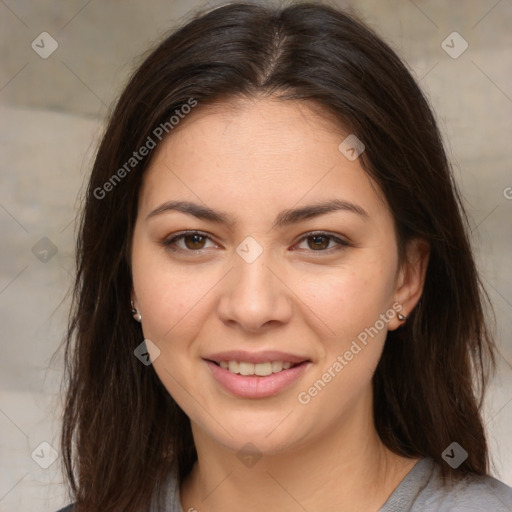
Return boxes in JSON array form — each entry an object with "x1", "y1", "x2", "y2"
[
  {"x1": 381, "y1": 458, "x2": 512, "y2": 512},
  {"x1": 423, "y1": 472, "x2": 512, "y2": 511},
  {"x1": 52, "y1": 467, "x2": 182, "y2": 512}
]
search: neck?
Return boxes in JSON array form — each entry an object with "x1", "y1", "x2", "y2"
[{"x1": 180, "y1": 392, "x2": 418, "y2": 512}]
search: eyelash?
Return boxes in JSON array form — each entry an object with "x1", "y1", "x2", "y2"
[{"x1": 161, "y1": 230, "x2": 350, "y2": 255}]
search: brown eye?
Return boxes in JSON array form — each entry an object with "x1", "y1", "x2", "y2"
[
  {"x1": 294, "y1": 232, "x2": 349, "y2": 253},
  {"x1": 307, "y1": 235, "x2": 330, "y2": 250},
  {"x1": 183, "y1": 234, "x2": 206, "y2": 250},
  {"x1": 162, "y1": 231, "x2": 216, "y2": 252}
]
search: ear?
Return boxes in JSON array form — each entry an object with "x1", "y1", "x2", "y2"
[{"x1": 388, "y1": 237, "x2": 430, "y2": 331}]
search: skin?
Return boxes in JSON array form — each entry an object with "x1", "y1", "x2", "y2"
[{"x1": 130, "y1": 96, "x2": 430, "y2": 512}]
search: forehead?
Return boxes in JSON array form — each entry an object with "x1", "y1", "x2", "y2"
[{"x1": 138, "y1": 97, "x2": 389, "y2": 221}]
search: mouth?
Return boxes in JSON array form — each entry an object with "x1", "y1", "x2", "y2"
[
  {"x1": 203, "y1": 350, "x2": 311, "y2": 397},
  {"x1": 207, "y1": 359, "x2": 304, "y2": 376}
]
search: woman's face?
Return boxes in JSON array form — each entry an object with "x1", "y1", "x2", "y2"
[{"x1": 131, "y1": 97, "x2": 426, "y2": 455}]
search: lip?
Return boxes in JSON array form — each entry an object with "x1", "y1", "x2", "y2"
[
  {"x1": 203, "y1": 350, "x2": 310, "y2": 365},
  {"x1": 204, "y1": 359, "x2": 311, "y2": 398}
]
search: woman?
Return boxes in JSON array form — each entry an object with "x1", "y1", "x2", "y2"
[{"x1": 56, "y1": 2, "x2": 512, "y2": 511}]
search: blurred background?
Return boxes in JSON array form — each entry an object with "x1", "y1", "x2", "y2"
[{"x1": 0, "y1": 0, "x2": 511, "y2": 510}]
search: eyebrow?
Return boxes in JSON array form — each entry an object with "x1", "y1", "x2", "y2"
[{"x1": 146, "y1": 198, "x2": 369, "y2": 228}]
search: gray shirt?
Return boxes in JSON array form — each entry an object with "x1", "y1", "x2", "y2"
[
  {"x1": 56, "y1": 457, "x2": 512, "y2": 511},
  {"x1": 379, "y1": 457, "x2": 512, "y2": 511}
]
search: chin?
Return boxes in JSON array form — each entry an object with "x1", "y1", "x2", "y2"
[{"x1": 195, "y1": 411, "x2": 310, "y2": 456}]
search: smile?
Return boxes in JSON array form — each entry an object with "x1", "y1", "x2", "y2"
[
  {"x1": 215, "y1": 360, "x2": 297, "y2": 376},
  {"x1": 205, "y1": 359, "x2": 310, "y2": 398}
]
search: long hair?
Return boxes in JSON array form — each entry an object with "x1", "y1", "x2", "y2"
[{"x1": 58, "y1": 2, "x2": 496, "y2": 510}]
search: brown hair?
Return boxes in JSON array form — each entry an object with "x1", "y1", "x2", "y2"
[{"x1": 58, "y1": 2, "x2": 496, "y2": 510}]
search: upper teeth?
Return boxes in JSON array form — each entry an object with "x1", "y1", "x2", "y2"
[{"x1": 219, "y1": 361, "x2": 293, "y2": 376}]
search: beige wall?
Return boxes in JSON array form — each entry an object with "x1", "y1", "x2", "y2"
[{"x1": 1, "y1": 1, "x2": 511, "y2": 510}]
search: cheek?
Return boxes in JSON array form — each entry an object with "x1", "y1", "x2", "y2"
[
  {"x1": 292, "y1": 255, "x2": 397, "y2": 411},
  {"x1": 134, "y1": 264, "x2": 219, "y2": 342},
  {"x1": 131, "y1": 229, "x2": 222, "y2": 338},
  {"x1": 293, "y1": 261, "x2": 394, "y2": 342},
  {"x1": 294, "y1": 271, "x2": 391, "y2": 418},
  {"x1": 130, "y1": 249, "x2": 217, "y2": 413}
]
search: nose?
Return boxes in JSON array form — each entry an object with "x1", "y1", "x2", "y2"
[{"x1": 216, "y1": 253, "x2": 293, "y2": 333}]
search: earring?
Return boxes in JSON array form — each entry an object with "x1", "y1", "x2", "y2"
[
  {"x1": 131, "y1": 300, "x2": 142, "y2": 322},
  {"x1": 397, "y1": 312, "x2": 407, "y2": 322}
]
